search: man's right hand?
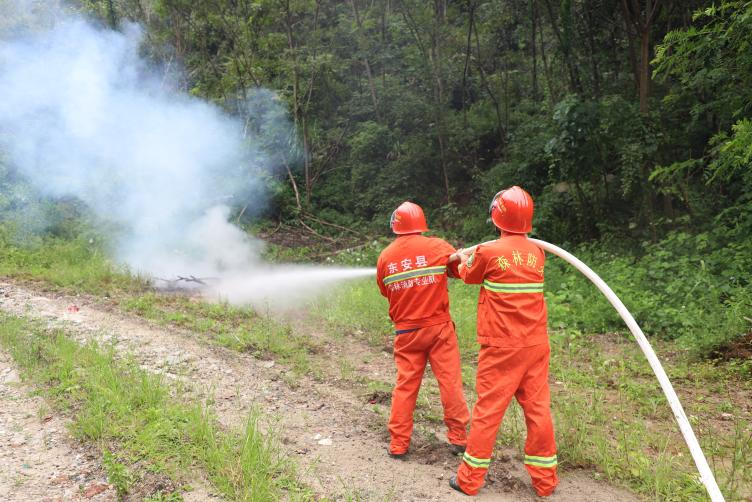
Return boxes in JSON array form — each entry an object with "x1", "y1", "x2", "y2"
[{"x1": 449, "y1": 251, "x2": 469, "y2": 266}]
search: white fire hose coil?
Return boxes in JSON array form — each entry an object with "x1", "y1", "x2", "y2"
[{"x1": 531, "y1": 239, "x2": 724, "y2": 501}]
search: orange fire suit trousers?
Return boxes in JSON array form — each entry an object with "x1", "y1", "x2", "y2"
[
  {"x1": 389, "y1": 321, "x2": 470, "y2": 454},
  {"x1": 457, "y1": 343, "x2": 558, "y2": 496}
]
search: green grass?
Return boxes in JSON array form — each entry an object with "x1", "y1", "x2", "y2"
[
  {"x1": 144, "y1": 492, "x2": 186, "y2": 502},
  {"x1": 314, "y1": 277, "x2": 752, "y2": 501},
  {"x1": 0, "y1": 231, "x2": 148, "y2": 295},
  {"x1": 313, "y1": 279, "x2": 391, "y2": 345},
  {"x1": 103, "y1": 450, "x2": 135, "y2": 497},
  {"x1": 0, "y1": 314, "x2": 312, "y2": 501},
  {"x1": 122, "y1": 293, "x2": 319, "y2": 376}
]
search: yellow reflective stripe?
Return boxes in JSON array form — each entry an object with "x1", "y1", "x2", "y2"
[
  {"x1": 525, "y1": 460, "x2": 558, "y2": 468},
  {"x1": 463, "y1": 452, "x2": 491, "y2": 468},
  {"x1": 524, "y1": 454, "x2": 557, "y2": 468},
  {"x1": 483, "y1": 280, "x2": 544, "y2": 293},
  {"x1": 383, "y1": 266, "x2": 446, "y2": 285}
]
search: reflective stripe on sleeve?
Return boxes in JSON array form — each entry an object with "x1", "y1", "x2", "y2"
[
  {"x1": 383, "y1": 266, "x2": 446, "y2": 285},
  {"x1": 524, "y1": 454, "x2": 557, "y2": 468},
  {"x1": 462, "y1": 452, "x2": 491, "y2": 469},
  {"x1": 483, "y1": 280, "x2": 544, "y2": 293}
]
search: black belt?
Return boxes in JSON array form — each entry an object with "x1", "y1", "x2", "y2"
[{"x1": 395, "y1": 328, "x2": 418, "y2": 335}]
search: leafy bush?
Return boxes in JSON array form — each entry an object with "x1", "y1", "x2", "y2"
[{"x1": 545, "y1": 225, "x2": 751, "y2": 354}]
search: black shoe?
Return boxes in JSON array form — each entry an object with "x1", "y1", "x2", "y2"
[
  {"x1": 387, "y1": 448, "x2": 407, "y2": 460},
  {"x1": 449, "y1": 476, "x2": 469, "y2": 495},
  {"x1": 449, "y1": 443, "x2": 466, "y2": 455}
]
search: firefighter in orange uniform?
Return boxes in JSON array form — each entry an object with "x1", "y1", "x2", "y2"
[
  {"x1": 449, "y1": 186, "x2": 559, "y2": 497},
  {"x1": 376, "y1": 201, "x2": 470, "y2": 458}
]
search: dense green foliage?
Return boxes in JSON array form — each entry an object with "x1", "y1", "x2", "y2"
[
  {"x1": 1, "y1": 3, "x2": 749, "y2": 348},
  {"x1": 64, "y1": 0, "x2": 748, "y2": 240}
]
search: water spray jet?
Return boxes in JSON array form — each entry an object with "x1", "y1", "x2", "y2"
[{"x1": 154, "y1": 264, "x2": 376, "y2": 308}]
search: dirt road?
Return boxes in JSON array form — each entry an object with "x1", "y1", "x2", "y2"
[
  {"x1": 0, "y1": 281, "x2": 640, "y2": 501},
  {"x1": 0, "y1": 350, "x2": 116, "y2": 502}
]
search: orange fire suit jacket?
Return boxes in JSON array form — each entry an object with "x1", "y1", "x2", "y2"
[
  {"x1": 376, "y1": 235, "x2": 460, "y2": 331},
  {"x1": 460, "y1": 234, "x2": 547, "y2": 347}
]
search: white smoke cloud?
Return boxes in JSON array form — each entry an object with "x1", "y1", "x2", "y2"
[{"x1": 0, "y1": 1, "x2": 374, "y2": 307}]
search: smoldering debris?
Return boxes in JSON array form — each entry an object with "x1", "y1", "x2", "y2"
[{"x1": 154, "y1": 275, "x2": 219, "y2": 291}]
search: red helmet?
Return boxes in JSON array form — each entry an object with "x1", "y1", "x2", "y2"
[
  {"x1": 489, "y1": 186, "x2": 534, "y2": 234},
  {"x1": 390, "y1": 201, "x2": 428, "y2": 234}
]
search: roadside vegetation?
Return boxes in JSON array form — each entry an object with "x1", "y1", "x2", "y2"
[
  {"x1": 0, "y1": 313, "x2": 311, "y2": 501},
  {"x1": 318, "y1": 228, "x2": 752, "y2": 361},
  {"x1": 0, "y1": 226, "x2": 318, "y2": 370},
  {"x1": 1, "y1": 225, "x2": 750, "y2": 500}
]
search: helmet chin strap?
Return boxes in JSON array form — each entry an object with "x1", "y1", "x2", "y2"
[{"x1": 488, "y1": 190, "x2": 506, "y2": 216}]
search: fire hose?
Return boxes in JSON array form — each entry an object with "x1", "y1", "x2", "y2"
[{"x1": 529, "y1": 239, "x2": 724, "y2": 502}]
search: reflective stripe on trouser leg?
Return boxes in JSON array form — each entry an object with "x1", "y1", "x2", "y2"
[
  {"x1": 427, "y1": 322, "x2": 469, "y2": 446},
  {"x1": 463, "y1": 452, "x2": 491, "y2": 468},
  {"x1": 515, "y1": 343, "x2": 559, "y2": 496},
  {"x1": 456, "y1": 453, "x2": 491, "y2": 496},
  {"x1": 455, "y1": 346, "x2": 523, "y2": 495},
  {"x1": 524, "y1": 454, "x2": 557, "y2": 468}
]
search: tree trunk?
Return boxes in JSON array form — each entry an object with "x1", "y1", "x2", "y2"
[
  {"x1": 437, "y1": 125, "x2": 451, "y2": 204},
  {"x1": 302, "y1": 113, "x2": 312, "y2": 204},
  {"x1": 584, "y1": 8, "x2": 601, "y2": 97},
  {"x1": 461, "y1": 1, "x2": 475, "y2": 125},
  {"x1": 349, "y1": 0, "x2": 380, "y2": 117},
  {"x1": 381, "y1": 0, "x2": 388, "y2": 88},
  {"x1": 282, "y1": 4, "x2": 299, "y2": 127},
  {"x1": 621, "y1": 0, "x2": 662, "y2": 114},
  {"x1": 284, "y1": 158, "x2": 302, "y2": 211},
  {"x1": 639, "y1": 26, "x2": 651, "y2": 113},
  {"x1": 535, "y1": 0, "x2": 556, "y2": 103},
  {"x1": 472, "y1": 23, "x2": 505, "y2": 149},
  {"x1": 281, "y1": 0, "x2": 311, "y2": 203},
  {"x1": 621, "y1": 0, "x2": 663, "y2": 236},
  {"x1": 542, "y1": 0, "x2": 581, "y2": 93},
  {"x1": 621, "y1": 3, "x2": 640, "y2": 92},
  {"x1": 106, "y1": 0, "x2": 117, "y2": 29},
  {"x1": 530, "y1": 0, "x2": 539, "y2": 100},
  {"x1": 432, "y1": 0, "x2": 449, "y2": 203}
]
